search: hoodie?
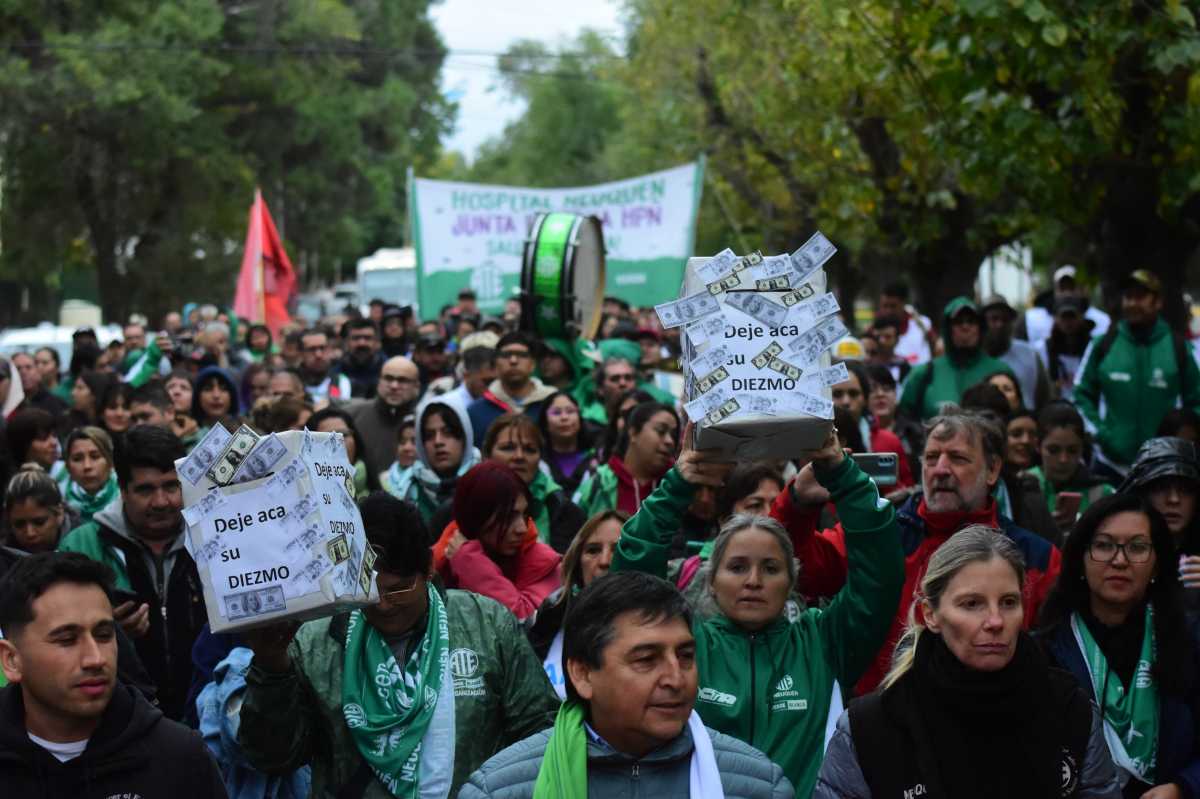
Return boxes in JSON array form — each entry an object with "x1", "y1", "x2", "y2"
[
  {"x1": 58, "y1": 501, "x2": 208, "y2": 723},
  {"x1": 0, "y1": 682, "x2": 226, "y2": 798},
  {"x1": 192, "y1": 365, "x2": 241, "y2": 427},
  {"x1": 408, "y1": 395, "x2": 482, "y2": 525},
  {"x1": 466, "y1": 375, "x2": 557, "y2": 446},
  {"x1": 898, "y1": 296, "x2": 1016, "y2": 420}
]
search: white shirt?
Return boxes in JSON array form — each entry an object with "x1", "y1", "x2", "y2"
[
  {"x1": 28, "y1": 732, "x2": 88, "y2": 763},
  {"x1": 895, "y1": 313, "x2": 933, "y2": 365}
]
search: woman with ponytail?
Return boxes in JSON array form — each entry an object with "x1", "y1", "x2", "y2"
[{"x1": 815, "y1": 526, "x2": 1121, "y2": 798}]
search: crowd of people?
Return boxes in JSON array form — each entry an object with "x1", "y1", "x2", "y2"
[{"x1": 0, "y1": 267, "x2": 1198, "y2": 798}]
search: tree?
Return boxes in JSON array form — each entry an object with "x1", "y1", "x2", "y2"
[{"x1": 0, "y1": 0, "x2": 452, "y2": 324}]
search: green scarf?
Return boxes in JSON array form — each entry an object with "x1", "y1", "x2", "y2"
[
  {"x1": 533, "y1": 700, "x2": 588, "y2": 799},
  {"x1": 64, "y1": 472, "x2": 119, "y2": 522},
  {"x1": 342, "y1": 584, "x2": 449, "y2": 798},
  {"x1": 1071, "y1": 605, "x2": 1159, "y2": 783}
]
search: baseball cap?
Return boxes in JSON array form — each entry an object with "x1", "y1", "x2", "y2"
[
  {"x1": 417, "y1": 333, "x2": 446, "y2": 349},
  {"x1": 72, "y1": 326, "x2": 97, "y2": 340},
  {"x1": 1121, "y1": 269, "x2": 1163, "y2": 296},
  {"x1": 982, "y1": 294, "x2": 1017, "y2": 318},
  {"x1": 1053, "y1": 265, "x2": 1078, "y2": 286}
]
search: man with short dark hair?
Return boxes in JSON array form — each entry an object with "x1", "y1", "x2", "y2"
[
  {"x1": 57, "y1": 425, "x2": 208, "y2": 722},
  {"x1": 413, "y1": 323, "x2": 451, "y2": 389},
  {"x1": 338, "y1": 318, "x2": 384, "y2": 399},
  {"x1": 782, "y1": 408, "x2": 1060, "y2": 694},
  {"x1": 349, "y1": 355, "x2": 422, "y2": 475},
  {"x1": 298, "y1": 328, "x2": 351, "y2": 402},
  {"x1": 866, "y1": 316, "x2": 911, "y2": 384},
  {"x1": 128, "y1": 383, "x2": 174, "y2": 430},
  {"x1": 239, "y1": 492, "x2": 557, "y2": 798},
  {"x1": 0, "y1": 552, "x2": 226, "y2": 796},
  {"x1": 1075, "y1": 269, "x2": 1200, "y2": 478},
  {"x1": 460, "y1": 571, "x2": 793, "y2": 798},
  {"x1": 467, "y1": 331, "x2": 556, "y2": 444},
  {"x1": 982, "y1": 295, "x2": 1051, "y2": 410}
]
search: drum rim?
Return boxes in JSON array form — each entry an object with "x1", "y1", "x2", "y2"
[{"x1": 521, "y1": 211, "x2": 605, "y2": 340}]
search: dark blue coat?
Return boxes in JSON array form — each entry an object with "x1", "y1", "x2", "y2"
[{"x1": 1041, "y1": 619, "x2": 1200, "y2": 797}]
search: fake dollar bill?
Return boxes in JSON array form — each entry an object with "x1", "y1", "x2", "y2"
[
  {"x1": 787, "y1": 292, "x2": 841, "y2": 328},
  {"x1": 655, "y1": 291, "x2": 722, "y2": 329},
  {"x1": 207, "y1": 425, "x2": 260, "y2": 486},
  {"x1": 692, "y1": 248, "x2": 741, "y2": 284},
  {"x1": 232, "y1": 433, "x2": 289, "y2": 484},
  {"x1": 182, "y1": 489, "x2": 229, "y2": 528},
  {"x1": 768, "y1": 357, "x2": 803, "y2": 380},
  {"x1": 178, "y1": 424, "x2": 233, "y2": 486},
  {"x1": 780, "y1": 282, "x2": 817, "y2": 307},
  {"x1": 778, "y1": 391, "x2": 835, "y2": 420},
  {"x1": 690, "y1": 343, "x2": 732, "y2": 377},
  {"x1": 789, "y1": 231, "x2": 837, "y2": 283},
  {"x1": 223, "y1": 586, "x2": 286, "y2": 620},
  {"x1": 787, "y1": 317, "x2": 851, "y2": 366},
  {"x1": 800, "y1": 362, "x2": 851, "y2": 389},
  {"x1": 724, "y1": 291, "x2": 789, "y2": 327},
  {"x1": 694, "y1": 365, "x2": 730, "y2": 395},
  {"x1": 703, "y1": 398, "x2": 741, "y2": 427},
  {"x1": 751, "y1": 341, "x2": 784, "y2": 370},
  {"x1": 683, "y1": 383, "x2": 735, "y2": 421},
  {"x1": 684, "y1": 314, "x2": 728, "y2": 348},
  {"x1": 754, "y1": 276, "x2": 792, "y2": 292}
]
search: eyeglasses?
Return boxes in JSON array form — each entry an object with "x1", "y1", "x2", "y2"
[
  {"x1": 498, "y1": 349, "x2": 532, "y2": 361},
  {"x1": 1089, "y1": 538, "x2": 1154, "y2": 564},
  {"x1": 377, "y1": 575, "x2": 422, "y2": 603}
]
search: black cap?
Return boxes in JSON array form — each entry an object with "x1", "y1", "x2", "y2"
[
  {"x1": 72, "y1": 326, "x2": 97, "y2": 340},
  {"x1": 1054, "y1": 295, "x2": 1086, "y2": 315},
  {"x1": 1120, "y1": 436, "x2": 1200, "y2": 492},
  {"x1": 417, "y1": 334, "x2": 446, "y2": 350}
]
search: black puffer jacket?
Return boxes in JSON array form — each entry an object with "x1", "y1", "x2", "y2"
[{"x1": 0, "y1": 682, "x2": 226, "y2": 798}]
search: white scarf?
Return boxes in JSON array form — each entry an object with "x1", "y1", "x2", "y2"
[
  {"x1": 687, "y1": 711, "x2": 725, "y2": 799},
  {"x1": 415, "y1": 649, "x2": 456, "y2": 799}
]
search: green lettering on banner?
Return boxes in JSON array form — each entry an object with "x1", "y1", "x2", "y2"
[{"x1": 412, "y1": 161, "x2": 705, "y2": 316}]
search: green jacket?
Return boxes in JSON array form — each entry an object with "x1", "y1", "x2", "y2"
[
  {"x1": 238, "y1": 589, "x2": 559, "y2": 798},
  {"x1": 898, "y1": 296, "x2": 1016, "y2": 420},
  {"x1": 611, "y1": 460, "x2": 904, "y2": 797},
  {"x1": 1074, "y1": 317, "x2": 1200, "y2": 467},
  {"x1": 573, "y1": 462, "x2": 618, "y2": 518},
  {"x1": 528, "y1": 469, "x2": 560, "y2": 545},
  {"x1": 58, "y1": 519, "x2": 133, "y2": 592}
]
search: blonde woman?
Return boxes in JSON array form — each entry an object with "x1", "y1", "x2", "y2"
[{"x1": 814, "y1": 526, "x2": 1120, "y2": 798}]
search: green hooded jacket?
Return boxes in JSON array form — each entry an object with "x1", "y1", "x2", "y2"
[
  {"x1": 238, "y1": 588, "x2": 559, "y2": 798},
  {"x1": 574, "y1": 338, "x2": 675, "y2": 425},
  {"x1": 611, "y1": 459, "x2": 904, "y2": 797},
  {"x1": 539, "y1": 337, "x2": 598, "y2": 395},
  {"x1": 898, "y1": 296, "x2": 1016, "y2": 420},
  {"x1": 528, "y1": 469, "x2": 561, "y2": 545},
  {"x1": 573, "y1": 462, "x2": 619, "y2": 518},
  {"x1": 1074, "y1": 317, "x2": 1200, "y2": 467}
]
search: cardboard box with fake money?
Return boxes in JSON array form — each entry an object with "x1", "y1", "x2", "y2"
[
  {"x1": 176, "y1": 426, "x2": 380, "y2": 633},
  {"x1": 655, "y1": 231, "x2": 847, "y2": 461}
]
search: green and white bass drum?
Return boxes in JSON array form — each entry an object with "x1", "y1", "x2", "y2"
[{"x1": 520, "y1": 212, "x2": 606, "y2": 339}]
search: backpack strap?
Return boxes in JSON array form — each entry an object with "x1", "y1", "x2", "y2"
[
  {"x1": 1173, "y1": 331, "x2": 1191, "y2": 398},
  {"x1": 1090, "y1": 326, "x2": 1120, "y2": 371}
]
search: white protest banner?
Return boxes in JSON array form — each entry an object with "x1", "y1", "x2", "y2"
[{"x1": 408, "y1": 160, "x2": 705, "y2": 315}]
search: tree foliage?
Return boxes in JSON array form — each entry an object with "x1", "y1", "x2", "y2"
[
  {"x1": 465, "y1": 0, "x2": 1200, "y2": 318},
  {"x1": 0, "y1": 0, "x2": 451, "y2": 324}
]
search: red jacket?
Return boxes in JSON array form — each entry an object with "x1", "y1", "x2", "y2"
[
  {"x1": 770, "y1": 486, "x2": 1061, "y2": 695},
  {"x1": 443, "y1": 518, "x2": 561, "y2": 621}
]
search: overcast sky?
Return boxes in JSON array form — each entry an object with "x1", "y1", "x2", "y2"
[{"x1": 431, "y1": 0, "x2": 622, "y2": 159}]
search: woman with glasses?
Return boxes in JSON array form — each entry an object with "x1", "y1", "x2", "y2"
[
  {"x1": 1038, "y1": 492, "x2": 1200, "y2": 798},
  {"x1": 575, "y1": 400, "x2": 678, "y2": 518},
  {"x1": 239, "y1": 492, "x2": 560, "y2": 797},
  {"x1": 440, "y1": 461, "x2": 562, "y2": 622},
  {"x1": 537, "y1": 391, "x2": 599, "y2": 496},
  {"x1": 832, "y1": 361, "x2": 914, "y2": 489},
  {"x1": 483, "y1": 413, "x2": 585, "y2": 553}
]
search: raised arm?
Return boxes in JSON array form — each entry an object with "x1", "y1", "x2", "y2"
[
  {"x1": 813, "y1": 449, "x2": 905, "y2": 688},
  {"x1": 238, "y1": 623, "x2": 324, "y2": 774},
  {"x1": 611, "y1": 422, "x2": 731, "y2": 579}
]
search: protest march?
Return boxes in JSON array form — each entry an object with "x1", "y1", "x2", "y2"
[{"x1": 5, "y1": 3, "x2": 1200, "y2": 799}]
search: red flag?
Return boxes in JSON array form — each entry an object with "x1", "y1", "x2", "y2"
[{"x1": 233, "y1": 189, "x2": 296, "y2": 337}]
